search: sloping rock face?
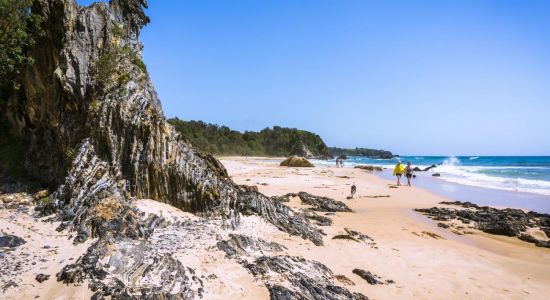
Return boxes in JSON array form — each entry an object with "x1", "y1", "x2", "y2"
[{"x1": 0, "y1": 0, "x2": 323, "y2": 245}]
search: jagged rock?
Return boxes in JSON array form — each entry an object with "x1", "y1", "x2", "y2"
[
  {"x1": 344, "y1": 228, "x2": 374, "y2": 243},
  {"x1": 0, "y1": 234, "x2": 26, "y2": 248},
  {"x1": 246, "y1": 256, "x2": 368, "y2": 300},
  {"x1": 282, "y1": 192, "x2": 351, "y2": 212},
  {"x1": 58, "y1": 238, "x2": 204, "y2": 299},
  {"x1": 332, "y1": 228, "x2": 374, "y2": 246},
  {"x1": 352, "y1": 269, "x2": 382, "y2": 285},
  {"x1": 304, "y1": 211, "x2": 333, "y2": 226},
  {"x1": 0, "y1": 0, "x2": 362, "y2": 297},
  {"x1": 280, "y1": 156, "x2": 315, "y2": 167},
  {"x1": 334, "y1": 275, "x2": 355, "y2": 286},
  {"x1": 0, "y1": 0, "x2": 325, "y2": 249},
  {"x1": 354, "y1": 165, "x2": 383, "y2": 172},
  {"x1": 35, "y1": 274, "x2": 50, "y2": 283},
  {"x1": 424, "y1": 165, "x2": 438, "y2": 171},
  {"x1": 217, "y1": 234, "x2": 285, "y2": 258},
  {"x1": 415, "y1": 201, "x2": 550, "y2": 248}
]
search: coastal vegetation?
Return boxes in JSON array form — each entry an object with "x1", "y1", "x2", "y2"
[
  {"x1": 328, "y1": 147, "x2": 395, "y2": 159},
  {"x1": 168, "y1": 118, "x2": 331, "y2": 158},
  {"x1": 0, "y1": 0, "x2": 41, "y2": 180}
]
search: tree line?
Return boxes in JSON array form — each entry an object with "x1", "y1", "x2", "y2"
[{"x1": 168, "y1": 118, "x2": 331, "y2": 158}]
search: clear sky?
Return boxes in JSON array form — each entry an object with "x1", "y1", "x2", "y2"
[{"x1": 78, "y1": 0, "x2": 550, "y2": 155}]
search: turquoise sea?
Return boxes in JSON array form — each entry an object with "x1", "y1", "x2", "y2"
[{"x1": 314, "y1": 156, "x2": 550, "y2": 196}]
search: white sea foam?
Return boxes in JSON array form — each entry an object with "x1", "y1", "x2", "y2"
[
  {"x1": 430, "y1": 163, "x2": 550, "y2": 196},
  {"x1": 469, "y1": 156, "x2": 479, "y2": 160}
]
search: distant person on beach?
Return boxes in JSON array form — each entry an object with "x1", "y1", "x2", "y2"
[
  {"x1": 405, "y1": 162, "x2": 414, "y2": 187},
  {"x1": 393, "y1": 161, "x2": 405, "y2": 186},
  {"x1": 347, "y1": 183, "x2": 357, "y2": 199}
]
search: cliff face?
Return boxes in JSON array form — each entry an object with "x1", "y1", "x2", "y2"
[
  {"x1": 0, "y1": 0, "x2": 322, "y2": 244},
  {"x1": 0, "y1": 1, "x2": 374, "y2": 298}
]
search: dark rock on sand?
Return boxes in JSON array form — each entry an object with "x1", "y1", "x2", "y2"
[
  {"x1": 35, "y1": 274, "x2": 50, "y2": 283},
  {"x1": 247, "y1": 256, "x2": 368, "y2": 300},
  {"x1": 352, "y1": 269, "x2": 383, "y2": 285},
  {"x1": 333, "y1": 235, "x2": 360, "y2": 242},
  {"x1": 280, "y1": 192, "x2": 351, "y2": 212},
  {"x1": 217, "y1": 234, "x2": 285, "y2": 258},
  {"x1": 0, "y1": 234, "x2": 26, "y2": 248},
  {"x1": 416, "y1": 201, "x2": 550, "y2": 248},
  {"x1": 437, "y1": 223, "x2": 450, "y2": 228},
  {"x1": 354, "y1": 165, "x2": 383, "y2": 172},
  {"x1": 280, "y1": 156, "x2": 315, "y2": 167},
  {"x1": 304, "y1": 211, "x2": 333, "y2": 226},
  {"x1": 333, "y1": 228, "x2": 375, "y2": 247},
  {"x1": 432, "y1": 173, "x2": 441, "y2": 177}
]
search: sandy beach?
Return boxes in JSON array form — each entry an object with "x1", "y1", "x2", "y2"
[
  {"x1": 218, "y1": 157, "x2": 550, "y2": 299},
  {"x1": 2, "y1": 156, "x2": 549, "y2": 299}
]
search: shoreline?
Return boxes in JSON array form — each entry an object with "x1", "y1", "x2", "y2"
[
  {"x1": 220, "y1": 156, "x2": 550, "y2": 299},
  {"x1": 307, "y1": 156, "x2": 550, "y2": 213},
  {"x1": 377, "y1": 169, "x2": 550, "y2": 214}
]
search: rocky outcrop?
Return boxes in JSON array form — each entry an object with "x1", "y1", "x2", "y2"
[
  {"x1": 285, "y1": 192, "x2": 351, "y2": 212},
  {"x1": 0, "y1": 0, "x2": 328, "y2": 247},
  {"x1": 354, "y1": 165, "x2": 383, "y2": 172},
  {"x1": 217, "y1": 234, "x2": 286, "y2": 258},
  {"x1": 280, "y1": 156, "x2": 315, "y2": 167},
  {"x1": 415, "y1": 201, "x2": 550, "y2": 248},
  {"x1": 246, "y1": 256, "x2": 368, "y2": 300},
  {"x1": 0, "y1": 0, "x2": 335, "y2": 297}
]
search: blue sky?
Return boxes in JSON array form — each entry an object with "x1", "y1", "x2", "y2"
[{"x1": 78, "y1": 0, "x2": 550, "y2": 155}]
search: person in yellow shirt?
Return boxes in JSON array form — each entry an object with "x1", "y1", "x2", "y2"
[{"x1": 393, "y1": 161, "x2": 405, "y2": 186}]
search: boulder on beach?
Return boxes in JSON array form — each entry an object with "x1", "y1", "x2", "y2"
[
  {"x1": 280, "y1": 156, "x2": 315, "y2": 167},
  {"x1": 432, "y1": 173, "x2": 441, "y2": 177},
  {"x1": 354, "y1": 165, "x2": 383, "y2": 172}
]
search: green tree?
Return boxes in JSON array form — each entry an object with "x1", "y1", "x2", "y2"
[{"x1": 0, "y1": 0, "x2": 42, "y2": 99}]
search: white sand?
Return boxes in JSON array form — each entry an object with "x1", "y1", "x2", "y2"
[
  {"x1": 220, "y1": 157, "x2": 550, "y2": 300},
  {"x1": 2, "y1": 157, "x2": 549, "y2": 299}
]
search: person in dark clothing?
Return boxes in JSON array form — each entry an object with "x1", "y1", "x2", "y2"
[{"x1": 405, "y1": 162, "x2": 414, "y2": 187}]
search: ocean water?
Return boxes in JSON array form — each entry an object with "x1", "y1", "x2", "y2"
[{"x1": 313, "y1": 156, "x2": 550, "y2": 196}]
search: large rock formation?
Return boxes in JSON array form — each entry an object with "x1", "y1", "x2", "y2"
[
  {"x1": 0, "y1": 1, "x2": 377, "y2": 298},
  {"x1": 0, "y1": 0, "x2": 323, "y2": 245}
]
